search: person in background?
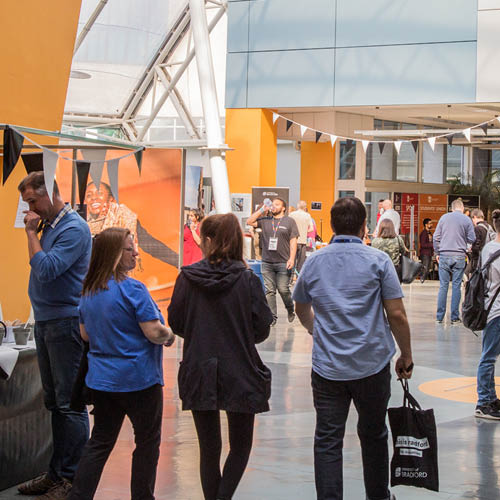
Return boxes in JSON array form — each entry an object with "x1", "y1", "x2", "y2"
[
  {"x1": 419, "y1": 218, "x2": 434, "y2": 283},
  {"x1": 433, "y1": 198, "x2": 475, "y2": 324},
  {"x1": 376, "y1": 199, "x2": 385, "y2": 224},
  {"x1": 168, "y1": 214, "x2": 273, "y2": 500},
  {"x1": 475, "y1": 209, "x2": 500, "y2": 420},
  {"x1": 293, "y1": 197, "x2": 413, "y2": 500},
  {"x1": 374, "y1": 199, "x2": 400, "y2": 237},
  {"x1": 371, "y1": 219, "x2": 407, "y2": 282},
  {"x1": 68, "y1": 228, "x2": 174, "y2": 500},
  {"x1": 247, "y1": 198, "x2": 299, "y2": 326},
  {"x1": 183, "y1": 208, "x2": 204, "y2": 266},
  {"x1": 290, "y1": 200, "x2": 314, "y2": 273},
  {"x1": 307, "y1": 217, "x2": 318, "y2": 252},
  {"x1": 18, "y1": 172, "x2": 91, "y2": 500},
  {"x1": 471, "y1": 208, "x2": 494, "y2": 273}
]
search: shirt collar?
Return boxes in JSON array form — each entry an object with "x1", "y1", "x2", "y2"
[
  {"x1": 332, "y1": 235, "x2": 363, "y2": 243},
  {"x1": 48, "y1": 203, "x2": 73, "y2": 229}
]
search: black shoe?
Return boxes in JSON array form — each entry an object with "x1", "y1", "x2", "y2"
[
  {"x1": 18, "y1": 473, "x2": 57, "y2": 495},
  {"x1": 490, "y1": 399, "x2": 500, "y2": 412},
  {"x1": 271, "y1": 318, "x2": 277, "y2": 327},
  {"x1": 288, "y1": 311, "x2": 295, "y2": 323},
  {"x1": 451, "y1": 319, "x2": 462, "y2": 325},
  {"x1": 475, "y1": 403, "x2": 500, "y2": 420}
]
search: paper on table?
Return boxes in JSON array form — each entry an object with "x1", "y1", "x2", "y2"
[{"x1": 14, "y1": 195, "x2": 29, "y2": 228}]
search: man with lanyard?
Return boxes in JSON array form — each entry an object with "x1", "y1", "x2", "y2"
[
  {"x1": 293, "y1": 196, "x2": 413, "y2": 500},
  {"x1": 17, "y1": 172, "x2": 91, "y2": 500},
  {"x1": 248, "y1": 197, "x2": 299, "y2": 326}
]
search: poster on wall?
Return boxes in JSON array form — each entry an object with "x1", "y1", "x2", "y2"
[
  {"x1": 251, "y1": 187, "x2": 290, "y2": 213},
  {"x1": 185, "y1": 165, "x2": 203, "y2": 210},
  {"x1": 231, "y1": 193, "x2": 252, "y2": 228},
  {"x1": 57, "y1": 149, "x2": 183, "y2": 317},
  {"x1": 448, "y1": 194, "x2": 479, "y2": 211},
  {"x1": 394, "y1": 193, "x2": 419, "y2": 235},
  {"x1": 418, "y1": 194, "x2": 448, "y2": 245}
]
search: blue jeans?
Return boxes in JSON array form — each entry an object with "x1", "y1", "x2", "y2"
[
  {"x1": 261, "y1": 261, "x2": 294, "y2": 320},
  {"x1": 311, "y1": 365, "x2": 391, "y2": 500},
  {"x1": 477, "y1": 316, "x2": 500, "y2": 406},
  {"x1": 437, "y1": 255, "x2": 466, "y2": 321},
  {"x1": 35, "y1": 317, "x2": 89, "y2": 481}
]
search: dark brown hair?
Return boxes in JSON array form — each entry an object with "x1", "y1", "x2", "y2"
[
  {"x1": 82, "y1": 227, "x2": 131, "y2": 295},
  {"x1": 190, "y1": 208, "x2": 204, "y2": 222},
  {"x1": 330, "y1": 197, "x2": 366, "y2": 236},
  {"x1": 492, "y1": 209, "x2": 500, "y2": 233},
  {"x1": 200, "y1": 213, "x2": 244, "y2": 265},
  {"x1": 18, "y1": 171, "x2": 60, "y2": 196},
  {"x1": 378, "y1": 219, "x2": 397, "y2": 239}
]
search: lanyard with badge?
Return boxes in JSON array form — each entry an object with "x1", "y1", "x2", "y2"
[{"x1": 268, "y1": 217, "x2": 281, "y2": 251}]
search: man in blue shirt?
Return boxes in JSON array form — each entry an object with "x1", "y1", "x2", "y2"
[
  {"x1": 293, "y1": 197, "x2": 413, "y2": 500},
  {"x1": 433, "y1": 198, "x2": 476, "y2": 324},
  {"x1": 17, "y1": 172, "x2": 91, "y2": 500}
]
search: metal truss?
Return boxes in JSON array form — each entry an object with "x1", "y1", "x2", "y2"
[{"x1": 63, "y1": 0, "x2": 227, "y2": 147}]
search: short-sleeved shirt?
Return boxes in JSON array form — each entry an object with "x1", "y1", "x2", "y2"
[
  {"x1": 257, "y1": 215, "x2": 299, "y2": 263},
  {"x1": 371, "y1": 236, "x2": 406, "y2": 267},
  {"x1": 79, "y1": 277, "x2": 164, "y2": 392},
  {"x1": 293, "y1": 235, "x2": 403, "y2": 381},
  {"x1": 290, "y1": 210, "x2": 313, "y2": 244}
]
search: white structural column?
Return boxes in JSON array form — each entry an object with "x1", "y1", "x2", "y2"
[{"x1": 188, "y1": 0, "x2": 231, "y2": 214}]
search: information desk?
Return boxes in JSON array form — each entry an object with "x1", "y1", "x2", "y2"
[{"x1": 0, "y1": 347, "x2": 52, "y2": 490}]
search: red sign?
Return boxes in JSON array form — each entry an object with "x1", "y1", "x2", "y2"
[
  {"x1": 394, "y1": 193, "x2": 419, "y2": 235},
  {"x1": 418, "y1": 194, "x2": 448, "y2": 236}
]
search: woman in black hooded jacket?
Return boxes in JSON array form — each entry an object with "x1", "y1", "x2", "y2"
[{"x1": 168, "y1": 213, "x2": 273, "y2": 500}]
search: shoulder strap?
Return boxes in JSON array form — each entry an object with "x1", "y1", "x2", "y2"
[{"x1": 481, "y1": 249, "x2": 500, "y2": 271}]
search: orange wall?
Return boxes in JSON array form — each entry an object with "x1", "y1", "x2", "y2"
[
  {"x1": 300, "y1": 141, "x2": 336, "y2": 243},
  {"x1": 225, "y1": 108, "x2": 277, "y2": 193},
  {"x1": 0, "y1": 1, "x2": 82, "y2": 320}
]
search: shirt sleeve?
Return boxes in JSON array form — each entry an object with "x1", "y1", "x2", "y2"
[
  {"x1": 292, "y1": 258, "x2": 312, "y2": 303},
  {"x1": 433, "y1": 220, "x2": 442, "y2": 254},
  {"x1": 249, "y1": 271, "x2": 273, "y2": 343},
  {"x1": 126, "y1": 280, "x2": 162, "y2": 323},
  {"x1": 466, "y1": 218, "x2": 476, "y2": 245},
  {"x1": 381, "y1": 256, "x2": 404, "y2": 300},
  {"x1": 289, "y1": 218, "x2": 300, "y2": 239}
]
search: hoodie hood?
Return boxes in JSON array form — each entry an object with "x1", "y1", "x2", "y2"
[{"x1": 182, "y1": 259, "x2": 247, "y2": 292}]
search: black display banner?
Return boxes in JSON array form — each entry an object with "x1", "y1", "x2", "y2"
[
  {"x1": 76, "y1": 161, "x2": 91, "y2": 207},
  {"x1": 21, "y1": 152, "x2": 44, "y2": 173},
  {"x1": 2, "y1": 126, "x2": 24, "y2": 184}
]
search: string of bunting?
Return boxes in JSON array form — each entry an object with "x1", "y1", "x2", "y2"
[
  {"x1": 273, "y1": 112, "x2": 500, "y2": 155},
  {"x1": 2, "y1": 125, "x2": 144, "y2": 205}
]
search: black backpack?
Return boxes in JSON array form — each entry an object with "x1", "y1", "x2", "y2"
[{"x1": 462, "y1": 249, "x2": 500, "y2": 333}]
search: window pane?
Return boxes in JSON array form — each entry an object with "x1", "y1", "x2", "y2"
[
  {"x1": 365, "y1": 191, "x2": 390, "y2": 233},
  {"x1": 339, "y1": 190, "x2": 354, "y2": 198},
  {"x1": 339, "y1": 141, "x2": 356, "y2": 179},
  {"x1": 396, "y1": 143, "x2": 417, "y2": 182},
  {"x1": 446, "y1": 145, "x2": 463, "y2": 181},
  {"x1": 366, "y1": 143, "x2": 393, "y2": 180},
  {"x1": 422, "y1": 143, "x2": 444, "y2": 183}
]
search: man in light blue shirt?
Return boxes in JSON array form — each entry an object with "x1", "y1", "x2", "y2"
[{"x1": 293, "y1": 197, "x2": 413, "y2": 500}]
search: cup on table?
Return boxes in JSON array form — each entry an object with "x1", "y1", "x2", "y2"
[{"x1": 13, "y1": 327, "x2": 30, "y2": 346}]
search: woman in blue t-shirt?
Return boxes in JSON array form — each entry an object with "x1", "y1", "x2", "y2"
[{"x1": 69, "y1": 227, "x2": 174, "y2": 500}]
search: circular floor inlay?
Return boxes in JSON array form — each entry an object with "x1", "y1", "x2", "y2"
[{"x1": 418, "y1": 377, "x2": 500, "y2": 404}]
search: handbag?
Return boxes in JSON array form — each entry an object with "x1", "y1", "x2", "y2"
[
  {"x1": 401, "y1": 255, "x2": 423, "y2": 284},
  {"x1": 388, "y1": 380, "x2": 439, "y2": 492}
]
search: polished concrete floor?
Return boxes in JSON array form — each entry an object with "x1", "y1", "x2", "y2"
[{"x1": 3, "y1": 281, "x2": 499, "y2": 499}]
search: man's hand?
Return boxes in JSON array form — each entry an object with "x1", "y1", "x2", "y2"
[
  {"x1": 286, "y1": 258, "x2": 294, "y2": 270},
  {"x1": 395, "y1": 356, "x2": 413, "y2": 379},
  {"x1": 23, "y1": 211, "x2": 40, "y2": 233},
  {"x1": 436, "y1": 255, "x2": 440, "y2": 264}
]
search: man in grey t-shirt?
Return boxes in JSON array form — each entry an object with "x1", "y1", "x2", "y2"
[{"x1": 248, "y1": 198, "x2": 299, "y2": 325}]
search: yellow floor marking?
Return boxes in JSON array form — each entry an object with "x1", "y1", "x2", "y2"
[{"x1": 418, "y1": 377, "x2": 500, "y2": 404}]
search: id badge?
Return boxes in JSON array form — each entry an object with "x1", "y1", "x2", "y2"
[{"x1": 268, "y1": 237, "x2": 278, "y2": 251}]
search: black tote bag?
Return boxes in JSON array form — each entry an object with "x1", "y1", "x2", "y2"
[
  {"x1": 388, "y1": 380, "x2": 439, "y2": 492},
  {"x1": 401, "y1": 255, "x2": 423, "y2": 284}
]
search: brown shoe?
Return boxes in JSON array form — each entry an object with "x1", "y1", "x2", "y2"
[
  {"x1": 18, "y1": 473, "x2": 57, "y2": 495},
  {"x1": 36, "y1": 479, "x2": 72, "y2": 500}
]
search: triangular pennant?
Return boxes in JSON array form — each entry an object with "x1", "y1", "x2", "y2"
[
  {"x1": 21, "y1": 152, "x2": 44, "y2": 173},
  {"x1": 480, "y1": 123, "x2": 488, "y2": 135},
  {"x1": 411, "y1": 141, "x2": 418, "y2": 153},
  {"x1": 272, "y1": 113, "x2": 279, "y2": 125},
  {"x1": 330, "y1": 135, "x2": 337, "y2": 147},
  {"x1": 300, "y1": 125, "x2": 307, "y2": 137},
  {"x1": 428, "y1": 137, "x2": 436, "y2": 151},
  {"x1": 378, "y1": 142, "x2": 386, "y2": 155},
  {"x1": 107, "y1": 158, "x2": 120, "y2": 203},
  {"x1": 315, "y1": 131, "x2": 322, "y2": 143},
  {"x1": 286, "y1": 120, "x2": 293, "y2": 132},
  {"x1": 463, "y1": 128, "x2": 471, "y2": 142},
  {"x1": 497, "y1": 117, "x2": 500, "y2": 126},
  {"x1": 362, "y1": 140, "x2": 370, "y2": 153},
  {"x1": 82, "y1": 149, "x2": 107, "y2": 189},
  {"x1": 42, "y1": 148, "x2": 59, "y2": 203},
  {"x1": 134, "y1": 147, "x2": 144, "y2": 175},
  {"x1": 346, "y1": 139, "x2": 353, "y2": 151},
  {"x1": 394, "y1": 141, "x2": 402, "y2": 154},
  {"x1": 2, "y1": 126, "x2": 24, "y2": 184},
  {"x1": 76, "y1": 161, "x2": 91, "y2": 207},
  {"x1": 446, "y1": 134, "x2": 454, "y2": 146}
]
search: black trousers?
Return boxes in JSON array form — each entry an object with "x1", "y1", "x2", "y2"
[
  {"x1": 295, "y1": 243, "x2": 308, "y2": 273},
  {"x1": 420, "y1": 255, "x2": 432, "y2": 281},
  {"x1": 68, "y1": 384, "x2": 163, "y2": 500},
  {"x1": 192, "y1": 410, "x2": 255, "y2": 500}
]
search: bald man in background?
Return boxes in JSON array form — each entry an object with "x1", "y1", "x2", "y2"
[
  {"x1": 290, "y1": 201, "x2": 314, "y2": 272},
  {"x1": 374, "y1": 199, "x2": 401, "y2": 237}
]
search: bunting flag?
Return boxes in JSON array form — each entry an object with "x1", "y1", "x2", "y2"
[
  {"x1": 286, "y1": 120, "x2": 293, "y2": 132},
  {"x1": 394, "y1": 141, "x2": 402, "y2": 154},
  {"x1": 21, "y1": 152, "x2": 44, "y2": 173},
  {"x1": 330, "y1": 135, "x2": 337, "y2": 147},
  {"x1": 76, "y1": 161, "x2": 91, "y2": 206},
  {"x1": 300, "y1": 125, "x2": 307, "y2": 137},
  {"x1": 315, "y1": 131, "x2": 322, "y2": 143},
  {"x1": 272, "y1": 113, "x2": 279, "y2": 125},
  {"x1": 42, "y1": 148, "x2": 59, "y2": 203},
  {"x1": 134, "y1": 147, "x2": 144, "y2": 175},
  {"x1": 446, "y1": 135, "x2": 454, "y2": 146},
  {"x1": 480, "y1": 123, "x2": 488, "y2": 135},
  {"x1": 362, "y1": 140, "x2": 370, "y2": 153},
  {"x1": 428, "y1": 137, "x2": 436, "y2": 151},
  {"x1": 2, "y1": 126, "x2": 24, "y2": 184},
  {"x1": 411, "y1": 141, "x2": 418, "y2": 153},
  {"x1": 378, "y1": 142, "x2": 385, "y2": 154},
  {"x1": 346, "y1": 139, "x2": 353, "y2": 151},
  {"x1": 82, "y1": 149, "x2": 107, "y2": 189},
  {"x1": 107, "y1": 158, "x2": 120, "y2": 203},
  {"x1": 463, "y1": 128, "x2": 471, "y2": 142}
]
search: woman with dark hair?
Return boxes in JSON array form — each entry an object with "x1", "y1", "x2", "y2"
[
  {"x1": 371, "y1": 219, "x2": 408, "y2": 281},
  {"x1": 168, "y1": 213, "x2": 273, "y2": 500},
  {"x1": 183, "y1": 208, "x2": 204, "y2": 265},
  {"x1": 68, "y1": 227, "x2": 175, "y2": 500}
]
